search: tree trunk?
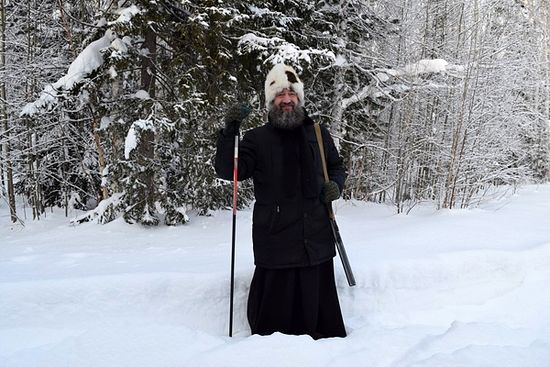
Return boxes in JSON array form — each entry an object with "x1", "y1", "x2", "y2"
[
  {"x1": 0, "y1": 0, "x2": 16, "y2": 222},
  {"x1": 542, "y1": 0, "x2": 550, "y2": 180},
  {"x1": 91, "y1": 113, "x2": 108, "y2": 201},
  {"x1": 0, "y1": 139, "x2": 4, "y2": 198},
  {"x1": 138, "y1": 24, "x2": 157, "y2": 223},
  {"x1": 141, "y1": 26, "x2": 157, "y2": 99}
]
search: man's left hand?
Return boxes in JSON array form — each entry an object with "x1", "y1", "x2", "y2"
[{"x1": 320, "y1": 181, "x2": 340, "y2": 203}]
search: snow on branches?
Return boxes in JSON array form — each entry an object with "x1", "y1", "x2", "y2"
[
  {"x1": 238, "y1": 33, "x2": 335, "y2": 68},
  {"x1": 20, "y1": 30, "x2": 119, "y2": 116}
]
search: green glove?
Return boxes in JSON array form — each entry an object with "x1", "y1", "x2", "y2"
[
  {"x1": 320, "y1": 181, "x2": 340, "y2": 203},
  {"x1": 223, "y1": 103, "x2": 252, "y2": 135}
]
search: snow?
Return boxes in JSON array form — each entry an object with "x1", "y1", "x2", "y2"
[
  {"x1": 247, "y1": 6, "x2": 297, "y2": 26},
  {"x1": 238, "y1": 33, "x2": 283, "y2": 53},
  {"x1": 54, "y1": 30, "x2": 116, "y2": 91},
  {"x1": 20, "y1": 30, "x2": 118, "y2": 117},
  {"x1": 100, "y1": 166, "x2": 109, "y2": 188},
  {"x1": 132, "y1": 90, "x2": 151, "y2": 100},
  {"x1": 375, "y1": 72, "x2": 390, "y2": 82},
  {"x1": 401, "y1": 59, "x2": 450, "y2": 75},
  {"x1": 124, "y1": 124, "x2": 138, "y2": 159},
  {"x1": 237, "y1": 33, "x2": 335, "y2": 67},
  {"x1": 109, "y1": 5, "x2": 142, "y2": 25},
  {"x1": 366, "y1": 59, "x2": 465, "y2": 86},
  {"x1": 334, "y1": 54, "x2": 347, "y2": 67},
  {"x1": 248, "y1": 5, "x2": 273, "y2": 17},
  {"x1": 70, "y1": 193, "x2": 124, "y2": 225},
  {"x1": 266, "y1": 45, "x2": 335, "y2": 68},
  {"x1": 110, "y1": 38, "x2": 129, "y2": 58},
  {"x1": 124, "y1": 119, "x2": 155, "y2": 159},
  {"x1": 108, "y1": 66, "x2": 118, "y2": 78},
  {"x1": 397, "y1": 59, "x2": 465, "y2": 78},
  {"x1": 1, "y1": 184, "x2": 550, "y2": 367},
  {"x1": 100, "y1": 116, "x2": 112, "y2": 130},
  {"x1": 20, "y1": 85, "x2": 58, "y2": 116}
]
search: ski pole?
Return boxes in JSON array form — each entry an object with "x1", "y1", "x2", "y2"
[
  {"x1": 227, "y1": 103, "x2": 251, "y2": 337},
  {"x1": 229, "y1": 134, "x2": 239, "y2": 337}
]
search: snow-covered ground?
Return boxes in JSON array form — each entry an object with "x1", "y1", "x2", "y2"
[{"x1": 1, "y1": 185, "x2": 550, "y2": 367}]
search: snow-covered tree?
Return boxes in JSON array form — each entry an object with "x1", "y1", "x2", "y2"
[{"x1": 11, "y1": 0, "x2": 550, "y2": 224}]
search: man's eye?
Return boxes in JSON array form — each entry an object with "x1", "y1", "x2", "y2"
[{"x1": 276, "y1": 91, "x2": 296, "y2": 98}]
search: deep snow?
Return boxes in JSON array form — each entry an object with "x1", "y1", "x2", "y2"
[{"x1": 1, "y1": 185, "x2": 550, "y2": 367}]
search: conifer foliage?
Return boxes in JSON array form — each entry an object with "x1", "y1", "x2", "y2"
[{"x1": 1, "y1": 0, "x2": 549, "y2": 224}]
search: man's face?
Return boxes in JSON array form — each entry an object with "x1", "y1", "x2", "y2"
[
  {"x1": 273, "y1": 88, "x2": 299, "y2": 112},
  {"x1": 268, "y1": 87, "x2": 305, "y2": 130}
]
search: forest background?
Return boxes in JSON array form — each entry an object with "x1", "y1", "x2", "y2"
[{"x1": 1, "y1": 0, "x2": 549, "y2": 226}]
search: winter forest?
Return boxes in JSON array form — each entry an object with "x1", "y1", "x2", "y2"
[{"x1": 1, "y1": 0, "x2": 549, "y2": 226}]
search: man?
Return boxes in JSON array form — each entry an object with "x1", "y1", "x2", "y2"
[{"x1": 215, "y1": 64, "x2": 347, "y2": 339}]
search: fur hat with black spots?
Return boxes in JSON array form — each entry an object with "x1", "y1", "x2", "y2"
[{"x1": 264, "y1": 64, "x2": 304, "y2": 110}]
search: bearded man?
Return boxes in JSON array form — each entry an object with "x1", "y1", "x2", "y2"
[{"x1": 215, "y1": 64, "x2": 347, "y2": 339}]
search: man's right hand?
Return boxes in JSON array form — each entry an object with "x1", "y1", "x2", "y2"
[{"x1": 223, "y1": 103, "x2": 252, "y2": 135}]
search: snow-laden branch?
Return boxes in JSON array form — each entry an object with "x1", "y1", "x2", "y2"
[
  {"x1": 125, "y1": 118, "x2": 156, "y2": 160},
  {"x1": 382, "y1": 58, "x2": 465, "y2": 80},
  {"x1": 267, "y1": 43, "x2": 335, "y2": 67},
  {"x1": 341, "y1": 85, "x2": 375, "y2": 111},
  {"x1": 238, "y1": 33, "x2": 285, "y2": 54},
  {"x1": 20, "y1": 30, "x2": 118, "y2": 117},
  {"x1": 108, "y1": 5, "x2": 142, "y2": 25},
  {"x1": 20, "y1": 5, "x2": 143, "y2": 118},
  {"x1": 341, "y1": 59, "x2": 464, "y2": 110},
  {"x1": 247, "y1": 6, "x2": 300, "y2": 26},
  {"x1": 70, "y1": 192, "x2": 125, "y2": 225},
  {"x1": 238, "y1": 32, "x2": 335, "y2": 69}
]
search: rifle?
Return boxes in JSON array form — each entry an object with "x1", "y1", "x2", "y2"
[{"x1": 314, "y1": 123, "x2": 356, "y2": 287}]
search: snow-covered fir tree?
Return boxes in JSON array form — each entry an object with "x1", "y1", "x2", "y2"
[{"x1": 5, "y1": 0, "x2": 549, "y2": 224}]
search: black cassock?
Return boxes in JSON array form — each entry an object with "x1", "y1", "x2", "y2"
[{"x1": 247, "y1": 259, "x2": 346, "y2": 339}]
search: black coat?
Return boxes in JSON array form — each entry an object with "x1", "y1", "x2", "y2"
[{"x1": 215, "y1": 112, "x2": 346, "y2": 269}]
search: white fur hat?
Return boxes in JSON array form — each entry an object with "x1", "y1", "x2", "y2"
[{"x1": 264, "y1": 64, "x2": 304, "y2": 110}]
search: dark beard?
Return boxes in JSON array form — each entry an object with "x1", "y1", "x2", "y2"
[{"x1": 268, "y1": 104, "x2": 305, "y2": 130}]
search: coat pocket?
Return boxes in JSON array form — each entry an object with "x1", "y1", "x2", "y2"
[
  {"x1": 268, "y1": 204, "x2": 280, "y2": 233},
  {"x1": 253, "y1": 203, "x2": 281, "y2": 234}
]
